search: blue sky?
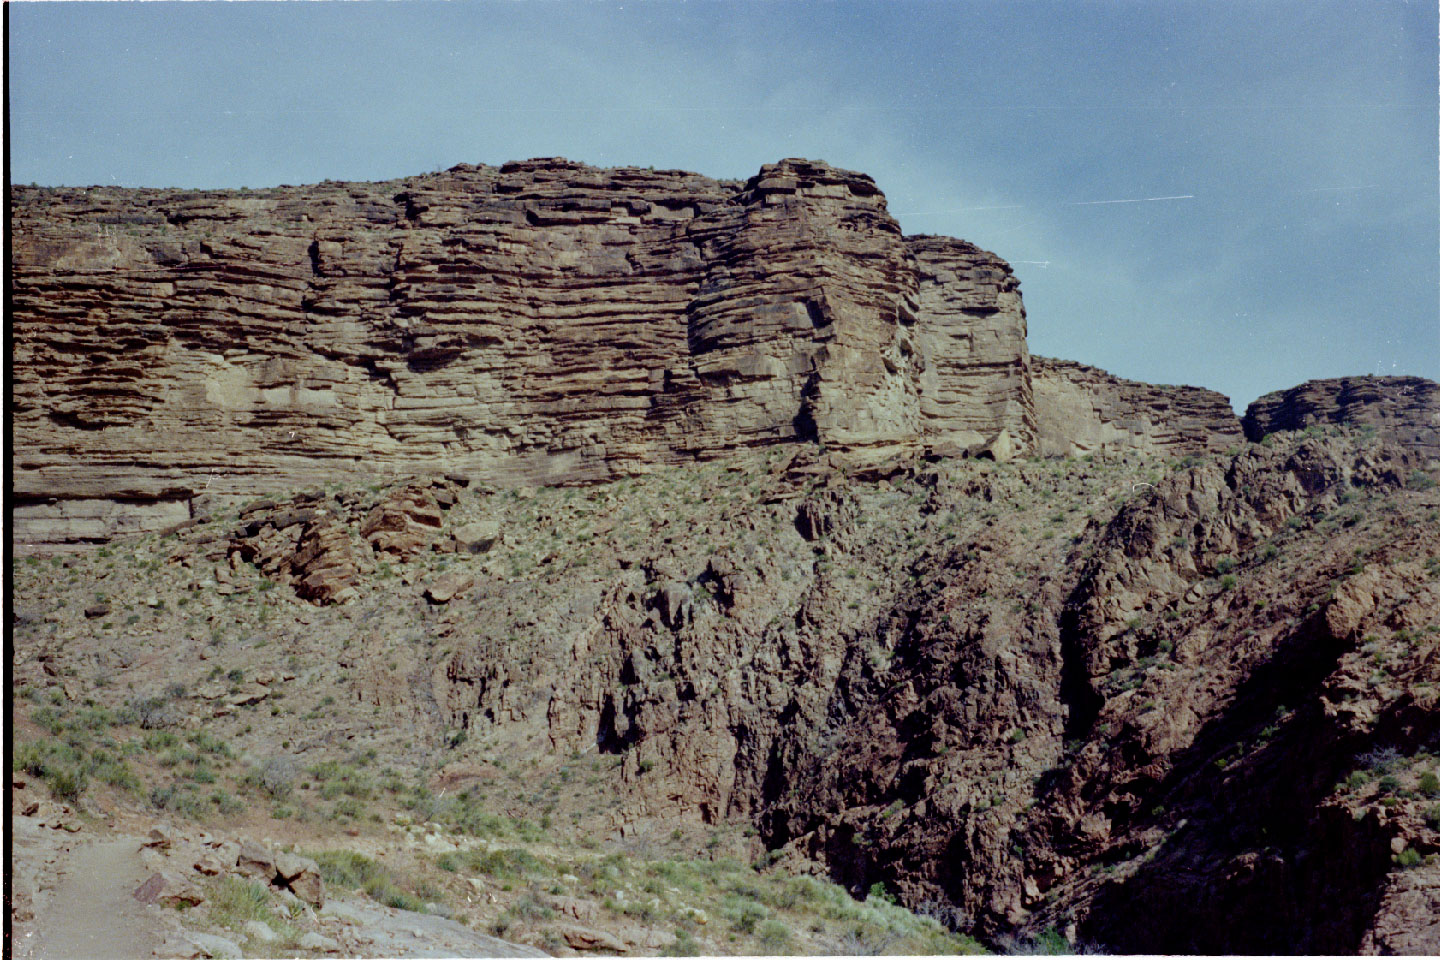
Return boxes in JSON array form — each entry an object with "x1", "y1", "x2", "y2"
[{"x1": 9, "y1": 0, "x2": 1437, "y2": 409}]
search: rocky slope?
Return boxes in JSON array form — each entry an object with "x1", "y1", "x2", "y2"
[
  {"x1": 1243, "y1": 375, "x2": 1440, "y2": 463},
  {"x1": 12, "y1": 159, "x2": 1043, "y2": 548},
  {"x1": 11, "y1": 426, "x2": 1439, "y2": 954}
]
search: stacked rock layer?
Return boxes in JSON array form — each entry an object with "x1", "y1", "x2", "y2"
[
  {"x1": 1032, "y1": 357, "x2": 1244, "y2": 458},
  {"x1": 12, "y1": 158, "x2": 1045, "y2": 546},
  {"x1": 1242, "y1": 375, "x2": 1440, "y2": 462}
]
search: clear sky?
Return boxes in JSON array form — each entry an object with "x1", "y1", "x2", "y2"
[{"x1": 9, "y1": 0, "x2": 1437, "y2": 410}]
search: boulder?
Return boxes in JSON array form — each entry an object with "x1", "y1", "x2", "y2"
[
  {"x1": 185, "y1": 932, "x2": 243, "y2": 959},
  {"x1": 453, "y1": 521, "x2": 501, "y2": 554},
  {"x1": 234, "y1": 840, "x2": 278, "y2": 882},
  {"x1": 556, "y1": 923, "x2": 629, "y2": 953},
  {"x1": 298, "y1": 932, "x2": 341, "y2": 952},
  {"x1": 425, "y1": 572, "x2": 475, "y2": 604},
  {"x1": 133, "y1": 870, "x2": 206, "y2": 908},
  {"x1": 274, "y1": 851, "x2": 325, "y2": 906}
]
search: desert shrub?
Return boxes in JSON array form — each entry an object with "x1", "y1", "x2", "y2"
[
  {"x1": 468, "y1": 848, "x2": 543, "y2": 879},
  {"x1": 309, "y1": 761, "x2": 373, "y2": 799},
  {"x1": 661, "y1": 930, "x2": 702, "y2": 956},
  {"x1": 331, "y1": 797, "x2": 365, "y2": 819},
  {"x1": 15, "y1": 738, "x2": 141, "y2": 800},
  {"x1": 512, "y1": 895, "x2": 555, "y2": 920},
  {"x1": 247, "y1": 756, "x2": 297, "y2": 799},
  {"x1": 1219, "y1": 574, "x2": 1238, "y2": 592},
  {"x1": 149, "y1": 782, "x2": 208, "y2": 818},
  {"x1": 757, "y1": 918, "x2": 793, "y2": 951},
  {"x1": 1396, "y1": 848, "x2": 1423, "y2": 868},
  {"x1": 313, "y1": 849, "x2": 426, "y2": 912},
  {"x1": 188, "y1": 730, "x2": 232, "y2": 757},
  {"x1": 210, "y1": 790, "x2": 245, "y2": 815},
  {"x1": 724, "y1": 898, "x2": 768, "y2": 933},
  {"x1": 207, "y1": 877, "x2": 276, "y2": 927},
  {"x1": 1214, "y1": 556, "x2": 1237, "y2": 575},
  {"x1": 1419, "y1": 770, "x2": 1440, "y2": 796},
  {"x1": 125, "y1": 696, "x2": 182, "y2": 730},
  {"x1": 1359, "y1": 747, "x2": 1402, "y2": 774}
]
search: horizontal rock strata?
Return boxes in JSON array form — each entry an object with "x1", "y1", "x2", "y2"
[
  {"x1": 12, "y1": 159, "x2": 1045, "y2": 546},
  {"x1": 1242, "y1": 375, "x2": 1440, "y2": 462},
  {"x1": 1032, "y1": 356, "x2": 1243, "y2": 458}
]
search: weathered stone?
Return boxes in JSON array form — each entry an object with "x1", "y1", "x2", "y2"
[
  {"x1": 362, "y1": 486, "x2": 444, "y2": 559},
  {"x1": 453, "y1": 520, "x2": 501, "y2": 554},
  {"x1": 1032, "y1": 356, "x2": 1243, "y2": 458},
  {"x1": 133, "y1": 870, "x2": 206, "y2": 907},
  {"x1": 11, "y1": 159, "x2": 1042, "y2": 549},
  {"x1": 1243, "y1": 375, "x2": 1440, "y2": 461},
  {"x1": 425, "y1": 571, "x2": 474, "y2": 604},
  {"x1": 555, "y1": 923, "x2": 629, "y2": 952},
  {"x1": 241, "y1": 920, "x2": 276, "y2": 943},
  {"x1": 234, "y1": 840, "x2": 278, "y2": 881},
  {"x1": 186, "y1": 932, "x2": 243, "y2": 959},
  {"x1": 297, "y1": 932, "x2": 340, "y2": 952},
  {"x1": 273, "y1": 851, "x2": 325, "y2": 906}
]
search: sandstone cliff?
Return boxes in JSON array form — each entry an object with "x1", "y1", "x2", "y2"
[
  {"x1": 1243, "y1": 375, "x2": 1440, "y2": 462},
  {"x1": 12, "y1": 159, "x2": 1037, "y2": 547},
  {"x1": 1032, "y1": 356, "x2": 1243, "y2": 458}
]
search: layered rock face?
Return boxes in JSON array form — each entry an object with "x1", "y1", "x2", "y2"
[
  {"x1": 1032, "y1": 356, "x2": 1243, "y2": 458},
  {"x1": 1243, "y1": 375, "x2": 1440, "y2": 462},
  {"x1": 11, "y1": 159, "x2": 1037, "y2": 547}
]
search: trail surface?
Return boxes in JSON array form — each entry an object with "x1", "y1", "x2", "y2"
[{"x1": 16, "y1": 826, "x2": 163, "y2": 960}]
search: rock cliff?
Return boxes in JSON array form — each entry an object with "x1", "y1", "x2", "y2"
[
  {"x1": 1032, "y1": 356, "x2": 1243, "y2": 458},
  {"x1": 1243, "y1": 376, "x2": 1440, "y2": 462},
  {"x1": 12, "y1": 159, "x2": 1039, "y2": 547}
]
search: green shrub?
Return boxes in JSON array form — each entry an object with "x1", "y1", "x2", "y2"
[
  {"x1": 1395, "y1": 848, "x2": 1422, "y2": 869},
  {"x1": 188, "y1": 730, "x2": 232, "y2": 757},
  {"x1": 467, "y1": 848, "x2": 543, "y2": 879},
  {"x1": 313, "y1": 849, "x2": 427, "y2": 912},
  {"x1": 661, "y1": 930, "x2": 702, "y2": 956},
  {"x1": 207, "y1": 877, "x2": 276, "y2": 928},
  {"x1": 1418, "y1": 770, "x2": 1439, "y2": 797},
  {"x1": 757, "y1": 918, "x2": 792, "y2": 951},
  {"x1": 1219, "y1": 574, "x2": 1238, "y2": 592},
  {"x1": 726, "y1": 899, "x2": 768, "y2": 933},
  {"x1": 149, "y1": 782, "x2": 208, "y2": 818}
]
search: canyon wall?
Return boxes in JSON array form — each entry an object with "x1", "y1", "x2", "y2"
[
  {"x1": 11, "y1": 159, "x2": 1038, "y2": 546},
  {"x1": 1243, "y1": 375, "x2": 1440, "y2": 462},
  {"x1": 1032, "y1": 357, "x2": 1243, "y2": 458}
]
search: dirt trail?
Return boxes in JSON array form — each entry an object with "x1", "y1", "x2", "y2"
[{"x1": 20, "y1": 834, "x2": 164, "y2": 960}]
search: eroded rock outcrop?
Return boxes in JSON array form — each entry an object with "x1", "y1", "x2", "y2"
[
  {"x1": 1242, "y1": 375, "x2": 1440, "y2": 462},
  {"x1": 12, "y1": 159, "x2": 1039, "y2": 547},
  {"x1": 1032, "y1": 356, "x2": 1243, "y2": 458}
]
